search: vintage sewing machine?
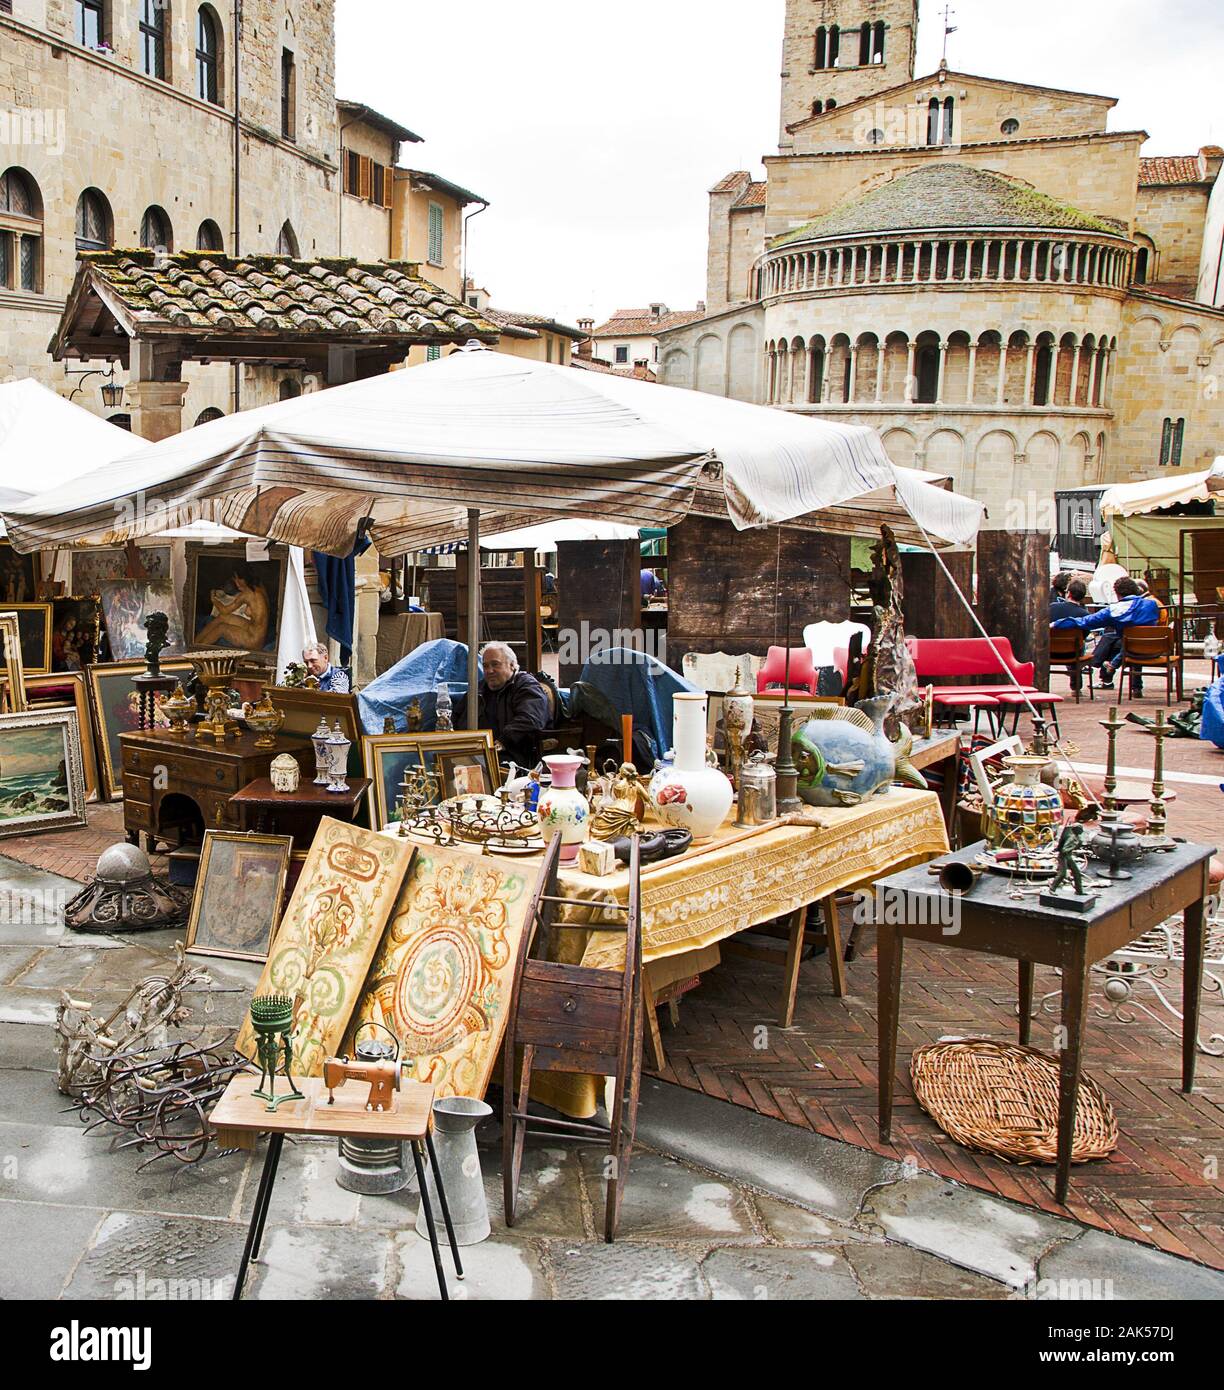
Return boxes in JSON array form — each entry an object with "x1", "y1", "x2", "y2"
[{"x1": 323, "y1": 1054, "x2": 403, "y2": 1112}]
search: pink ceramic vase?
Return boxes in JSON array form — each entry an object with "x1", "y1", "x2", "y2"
[{"x1": 538, "y1": 754, "x2": 589, "y2": 864}]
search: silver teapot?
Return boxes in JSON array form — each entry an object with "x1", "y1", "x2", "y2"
[{"x1": 736, "y1": 751, "x2": 777, "y2": 826}]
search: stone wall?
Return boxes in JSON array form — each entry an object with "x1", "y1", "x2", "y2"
[{"x1": 1136, "y1": 184, "x2": 1212, "y2": 295}]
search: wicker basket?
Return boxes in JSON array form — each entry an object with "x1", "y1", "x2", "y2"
[{"x1": 910, "y1": 1039, "x2": 1118, "y2": 1165}]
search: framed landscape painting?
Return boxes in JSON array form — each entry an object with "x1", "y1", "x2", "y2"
[
  {"x1": 86, "y1": 658, "x2": 196, "y2": 800},
  {"x1": 0, "y1": 707, "x2": 88, "y2": 839},
  {"x1": 184, "y1": 544, "x2": 287, "y2": 656},
  {"x1": 185, "y1": 830, "x2": 293, "y2": 962},
  {"x1": 24, "y1": 671, "x2": 100, "y2": 801},
  {"x1": 99, "y1": 579, "x2": 185, "y2": 661}
]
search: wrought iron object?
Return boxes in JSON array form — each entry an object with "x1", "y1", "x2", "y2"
[
  {"x1": 435, "y1": 794, "x2": 541, "y2": 852},
  {"x1": 249, "y1": 994, "x2": 304, "y2": 1112},
  {"x1": 62, "y1": 844, "x2": 191, "y2": 933}
]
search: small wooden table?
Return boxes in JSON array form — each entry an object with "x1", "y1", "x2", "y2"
[
  {"x1": 211, "y1": 1072, "x2": 463, "y2": 1300},
  {"x1": 872, "y1": 838, "x2": 1213, "y2": 1203},
  {"x1": 230, "y1": 777, "x2": 373, "y2": 849},
  {"x1": 909, "y1": 730, "x2": 961, "y2": 837}
]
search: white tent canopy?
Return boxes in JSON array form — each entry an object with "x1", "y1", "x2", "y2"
[
  {"x1": 0, "y1": 347, "x2": 984, "y2": 556},
  {"x1": 1101, "y1": 458, "x2": 1224, "y2": 518},
  {"x1": 479, "y1": 518, "x2": 640, "y2": 551}
]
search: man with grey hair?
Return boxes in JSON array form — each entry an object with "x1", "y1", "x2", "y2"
[
  {"x1": 455, "y1": 640, "x2": 550, "y2": 767},
  {"x1": 302, "y1": 641, "x2": 349, "y2": 693}
]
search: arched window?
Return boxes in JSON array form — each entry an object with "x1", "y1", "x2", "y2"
[
  {"x1": 873, "y1": 21, "x2": 886, "y2": 62},
  {"x1": 826, "y1": 98, "x2": 836, "y2": 110},
  {"x1": 276, "y1": 221, "x2": 300, "y2": 257},
  {"x1": 927, "y1": 98, "x2": 941, "y2": 145},
  {"x1": 0, "y1": 168, "x2": 43, "y2": 293},
  {"x1": 140, "y1": 205, "x2": 172, "y2": 252},
  {"x1": 942, "y1": 97, "x2": 955, "y2": 145},
  {"x1": 814, "y1": 26, "x2": 828, "y2": 68},
  {"x1": 196, "y1": 219, "x2": 224, "y2": 252},
  {"x1": 75, "y1": 189, "x2": 112, "y2": 253},
  {"x1": 811, "y1": 100, "x2": 824, "y2": 116},
  {"x1": 196, "y1": 6, "x2": 221, "y2": 104},
  {"x1": 108, "y1": 413, "x2": 132, "y2": 431},
  {"x1": 195, "y1": 407, "x2": 224, "y2": 426},
  {"x1": 139, "y1": 0, "x2": 167, "y2": 80},
  {"x1": 859, "y1": 22, "x2": 872, "y2": 65},
  {"x1": 1033, "y1": 340, "x2": 1055, "y2": 406},
  {"x1": 279, "y1": 378, "x2": 301, "y2": 401}
]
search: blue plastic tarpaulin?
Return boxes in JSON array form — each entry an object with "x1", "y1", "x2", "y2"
[
  {"x1": 575, "y1": 647, "x2": 697, "y2": 759},
  {"x1": 357, "y1": 638, "x2": 475, "y2": 734},
  {"x1": 1200, "y1": 676, "x2": 1224, "y2": 749}
]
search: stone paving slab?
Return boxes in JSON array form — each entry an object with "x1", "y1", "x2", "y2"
[
  {"x1": 577, "y1": 1147, "x2": 760, "y2": 1243},
  {"x1": 844, "y1": 1241, "x2": 1018, "y2": 1300},
  {"x1": 394, "y1": 1230, "x2": 548, "y2": 1300},
  {"x1": 859, "y1": 1173, "x2": 1078, "y2": 1286},
  {"x1": 62, "y1": 1211, "x2": 243, "y2": 1300},
  {"x1": 0, "y1": 1200, "x2": 105, "y2": 1299},
  {"x1": 246, "y1": 1224, "x2": 393, "y2": 1300},
  {"x1": 701, "y1": 1245, "x2": 864, "y2": 1300},
  {"x1": 545, "y1": 1240, "x2": 708, "y2": 1300},
  {"x1": 1038, "y1": 1228, "x2": 1224, "y2": 1301}
]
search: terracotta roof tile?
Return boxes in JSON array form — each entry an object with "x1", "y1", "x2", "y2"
[
  {"x1": 1139, "y1": 155, "x2": 1207, "y2": 187},
  {"x1": 710, "y1": 170, "x2": 751, "y2": 194},
  {"x1": 481, "y1": 307, "x2": 585, "y2": 340},
  {"x1": 590, "y1": 307, "x2": 705, "y2": 337},
  {"x1": 70, "y1": 250, "x2": 498, "y2": 342},
  {"x1": 733, "y1": 181, "x2": 767, "y2": 210}
]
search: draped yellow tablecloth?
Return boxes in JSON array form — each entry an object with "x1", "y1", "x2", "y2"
[{"x1": 537, "y1": 788, "x2": 950, "y2": 1116}]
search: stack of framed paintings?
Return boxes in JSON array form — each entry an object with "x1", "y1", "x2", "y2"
[
  {"x1": 1, "y1": 604, "x2": 52, "y2": 675},
  {"x1": 86, "y1": 658, "x2": 196, "y2": 800},
  {"x1": 0, "y1": 707, "x2": 88, "y2": 840},
  {"x1": 235, "y1": 818, "x2": 414, "y2": 1076},
  {"x1": 25, "y1": 672, "x2": 100, "y2": 801},
  {"x1": 0, "y1": 611, "x2": 27, "y2": 713},
  {"x1": 184, "y1": 830, "x2": 293, "y2": 962},
  {"x1": 362, "y1": 731, "x2": 500, "y2": 828}
]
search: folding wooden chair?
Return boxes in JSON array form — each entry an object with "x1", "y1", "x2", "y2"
[{"x1": 503, "y1": 834, "x2": 643, "y2": 1243}]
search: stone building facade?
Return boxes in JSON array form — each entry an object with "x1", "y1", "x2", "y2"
[
  {"x1": 658, "y1": 0, "x2": 1224, "y2": 523},
  {"x1": 0, "y1": 0, "x2": 514, "y2": 431}
]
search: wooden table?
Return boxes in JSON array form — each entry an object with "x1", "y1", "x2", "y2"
[
  {"x1": 230, "y1": 777, "x2": 373, "y2": 848},
  {"x1": 909, "y1": 730, "x2": 961, "y2": 837},
  {"x1": 119, "y1": 728, "x2": 311, "y2": 851},
  {"x1": 872, "y1": 838, "x2": 1213, "y2": 1203},
  {"x1": 211, "y1": 1072, "x2": 462, "y2": 1300}
]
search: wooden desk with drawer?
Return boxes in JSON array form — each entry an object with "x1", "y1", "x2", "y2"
[{"x1": 119, "y1": 728, "x2": 312, "y2": 850}]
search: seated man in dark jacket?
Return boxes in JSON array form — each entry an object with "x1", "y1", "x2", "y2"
[
  {"x1": 455, "y1": 641, "x2": 551, "y2": 769},
  {"x1": 1051, "y1": 576, "x2": 1160, "y2": 694}
]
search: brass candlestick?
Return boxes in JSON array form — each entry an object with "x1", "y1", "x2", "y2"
[
  {"x1": 1099, "y1": 705, "x2": 1124, "y2": 815},
  {"x1": 1140, "y1": 709, "x2": 1175, "y2": 850},
  {"x1": 775, "y1": 603, "x2": 802, "y2": 814}
]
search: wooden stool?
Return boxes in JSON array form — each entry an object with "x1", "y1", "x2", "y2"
[
  {"x1": 211, "y1": 1072, "x2": 463, "y2": 1300},
  {"x1": 503, "y1": 835, "x2": 643, "y2": 1242}
]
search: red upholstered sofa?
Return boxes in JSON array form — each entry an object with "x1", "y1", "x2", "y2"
[{"x1": 906, "y1": 636, "x2": 1064, "y2": 736}]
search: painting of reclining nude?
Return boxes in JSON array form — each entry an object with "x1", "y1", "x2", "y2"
[{"x1": 184, "y1": 546, "x2": 287, "y2": 656}]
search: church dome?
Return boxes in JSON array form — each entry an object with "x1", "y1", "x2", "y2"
[{"x1": 771, "y1": 164, "x2": 1126, "y2": 247}]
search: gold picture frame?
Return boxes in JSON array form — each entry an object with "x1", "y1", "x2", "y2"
[
  {"x1": 25, "y1": 671, "x2": 101, "y2": 801},
  {"x1": 268, "y1": 686, "x2": 363, "y2": 775},
  {"x1": 184, "y1": 830, "x2": 293, "y2": 962},
  {"x1": 361, "y1": 730, "x2": 500, "y2": 828},
  {"x1": 85, "y1": 658, "x2": 196, "y2": 800},
  {"x1": 0, "y1": 706, "x2": 89, "y2": 839},
  {"x1": 184, "y1": 542, "x2": 288, "y2": 656},
  {"x1": 0, "y1": 612, "x2": 28, "y2": 713},
  {"x1": 1, "y1": 603, "x2": 53, "y2": 676}
]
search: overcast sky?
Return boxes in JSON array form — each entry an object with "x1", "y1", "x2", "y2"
[{"x1": 336, "y1": 0, "x2": 1223, "y2": 329}]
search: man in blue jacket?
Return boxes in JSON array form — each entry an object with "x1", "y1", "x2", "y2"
[{"x1": 1051, "y1": 576, "x2": 1160, "y2": 694}]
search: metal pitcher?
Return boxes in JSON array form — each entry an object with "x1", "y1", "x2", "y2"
[
  {"x1": 414, "y1": 1097, "x2": 493, "y2": 1245},
  {"x1": 735, "y1": 751, "x2": 777, "y2": 826}
]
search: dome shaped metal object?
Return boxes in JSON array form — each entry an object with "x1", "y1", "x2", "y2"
[{"x1": 96, "y1": 843, "x2": 153, "y2": 885}]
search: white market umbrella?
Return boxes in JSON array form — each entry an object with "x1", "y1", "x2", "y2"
[
  {"x1": 1101, "y1": 458, "x2": 1224, "y2": 518},
  {"x1": 1, "y1": 348, "x2": 985, "y2": 717}
]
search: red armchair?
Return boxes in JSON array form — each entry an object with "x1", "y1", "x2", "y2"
[{"x1": 756, "y1": 646, "x2": 819, "y2": 699}]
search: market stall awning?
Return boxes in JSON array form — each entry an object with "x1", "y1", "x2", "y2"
[
  {"x1": 1101, "y1": 458, "x2": 1224, "y2": 517},
  {"x1": 0, "y1": 347, "x2": 984, "y2": 556}
]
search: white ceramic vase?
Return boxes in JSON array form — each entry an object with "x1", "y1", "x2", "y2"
[
  {"x1": 649, "y1": 693, "x2": 733, "y2": 842},
  {"x1": 537, "y1": 754, "x2": 589, "y2": 864}
]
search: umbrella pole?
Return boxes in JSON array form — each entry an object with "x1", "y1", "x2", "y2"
[{"x1": 467, "y1": 508, "x2": 480, "y2": 730}]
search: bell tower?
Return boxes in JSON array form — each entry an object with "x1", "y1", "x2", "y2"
[{"x1": 778, "y1": 0, "x2": 920, "y2": 149}]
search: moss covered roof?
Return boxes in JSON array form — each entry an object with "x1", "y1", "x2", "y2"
[{"x1": 771, "y1": 164, "x2": 1126, "y2": 248}]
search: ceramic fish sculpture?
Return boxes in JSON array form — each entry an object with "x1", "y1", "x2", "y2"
[{"x1": 792, "y1": 695, "x2": 926, "y2": 807}]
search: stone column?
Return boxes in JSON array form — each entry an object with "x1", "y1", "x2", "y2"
[
  {"x1": 846, "y1": 344, "x2": 859, "y2": 402},
  {"x1": 127, "y1": 381, "x2": 189, "y2": 442},
  {"x1": 966, "y1": 344, "x2": 978, "y2": 402},
  {"x1": 904, "y1": 341, "x2": 917, "y2": 403},
  {"x1": 1024, "y1": 342, "x2": 1037, "y2": 404},
  {"x1": 1068, "y1": 343, "x2": 1082, "y2": 406},
  {"x1": 874, "y1": 342, "x2": 885, "y2": 403},
  {"x1": 1087, "y1": 349, "x2": 1100, "y2": 406},
  {"x1": 352, "y1": 547, "x2": 382, "y2": 688},
  {"x1": 996, "y1": 343, "x2": 1009, "y2": 404},
  {"x1": 935, "y1": 340, "x2": 949, "y2": 404}
]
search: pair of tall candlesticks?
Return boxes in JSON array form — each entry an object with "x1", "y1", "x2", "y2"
[{"x1": 1098, "y1": 704, "x2": 1173, "y2": 848}]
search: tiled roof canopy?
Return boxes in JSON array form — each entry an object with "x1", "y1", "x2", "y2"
[
  {"x1": 733, "y1": 182, "x2": 767, "y2": 210},
  {"x1": 481, "y1": 307, "x2": 586, "y2": 341},
  {"x1": 51, "y1": 250, "x2": 499, "y2": 366},
  {"x1": 771, "y1": 164, "x2": 1127, "y2": 248},
  {"x1": 1138, "y1": 155, "x2": 1209, "y2": 187}
]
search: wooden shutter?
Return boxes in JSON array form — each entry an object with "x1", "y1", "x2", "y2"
[
  {"x1": 358, "y1": 156, "x2": 372, "y2": 201},
  {"x1": 382, "y1": 165, "x2": 394, "y2": 210}
]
